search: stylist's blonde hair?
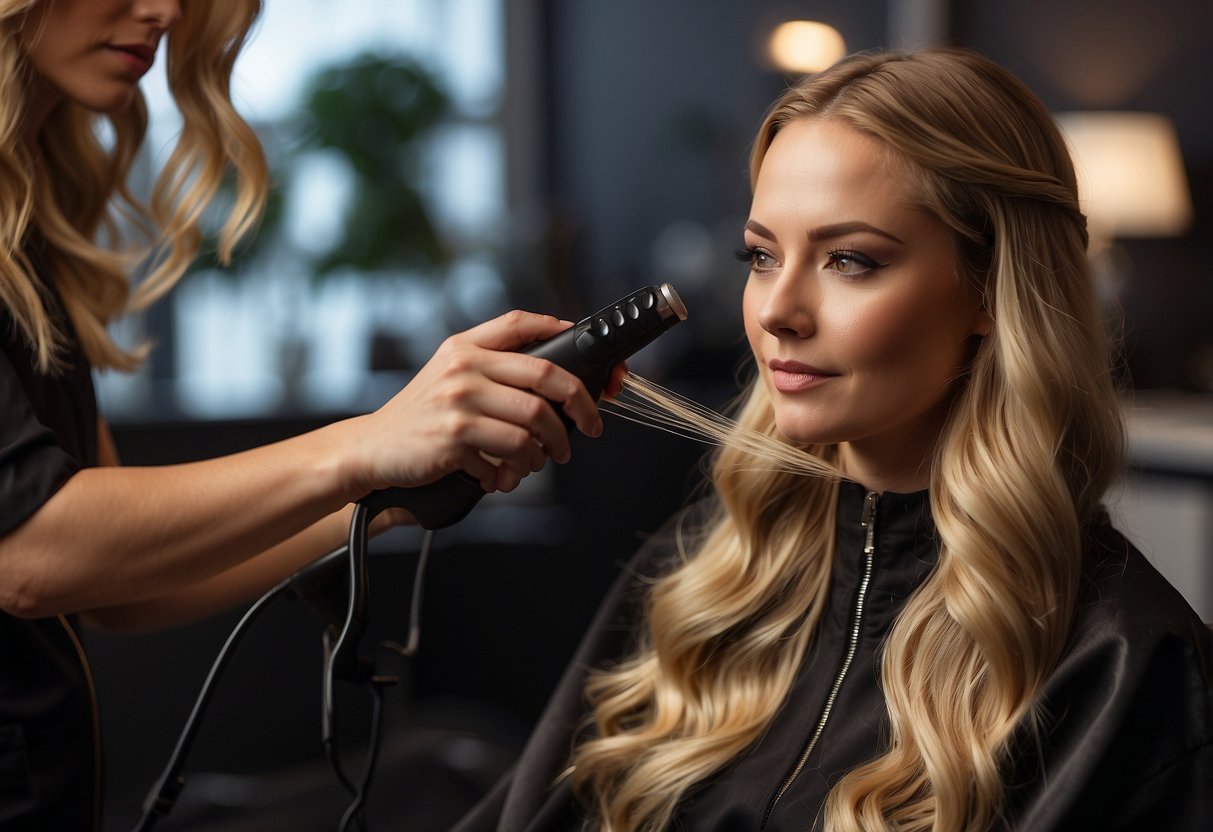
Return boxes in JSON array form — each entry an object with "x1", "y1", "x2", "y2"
[
  {"x1": 571, "y1": 48, "x2": 1124, "y2": 831},
  {"x1": 0, "y1": 0, "x2": 268, "y2": 372}
]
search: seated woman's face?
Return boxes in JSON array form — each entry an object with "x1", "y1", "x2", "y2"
[
  {"x1": 740, "y1": 117, "x2": 989, "y2": 472},
  {"x1": 19, "y1": 0, "x2": 180, "y2": 115}
]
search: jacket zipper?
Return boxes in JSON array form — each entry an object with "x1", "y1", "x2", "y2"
[
  {"x1": 59, "y1": 615, "x2": 103, "y2": 832},
  {"x1": 762, "y1": 490, "x2": 879, "y2": 827}
]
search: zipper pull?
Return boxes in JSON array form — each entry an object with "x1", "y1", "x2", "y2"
[{"x1": 861, "y1": 490, "x2": 879, "y2": 555}]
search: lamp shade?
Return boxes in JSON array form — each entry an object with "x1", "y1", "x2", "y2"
[{"x1": 1055, "y1": 111, "x2": 1192, "y2": 240}]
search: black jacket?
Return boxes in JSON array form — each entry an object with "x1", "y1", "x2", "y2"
[
  {"x1": 0, "y1": 268, "x2": 100, "y2": 831},
  {"x1": 455, "y1": 482, "x2": 1213, "y2": 830}
]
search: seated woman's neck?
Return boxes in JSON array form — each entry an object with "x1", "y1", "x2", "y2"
[{"x1": 837, "y1": 409, "x2": 947, "y2": 494}]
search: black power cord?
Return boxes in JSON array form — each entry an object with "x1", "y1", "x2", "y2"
[
  {"x1": 132, "y1": 575, "x2": 292, "y2": 832},
  {"x1": 333, "y1": 682, "x2": 384, "y2": 832},
  {"x1": 324, "y1": 504, "x2": 434, "y2": 830},
  {"x1": 133, "y1": 519, "x2": 434, "y2": 832}
]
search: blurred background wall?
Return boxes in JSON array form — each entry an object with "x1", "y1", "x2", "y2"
[{"x1": 88, "y1": 1, "x2": 1212, "y2": 828}]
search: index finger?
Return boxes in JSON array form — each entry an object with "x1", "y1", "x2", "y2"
[{"x1": 462, "y1": 310, "x2": 573, "y2": 353}]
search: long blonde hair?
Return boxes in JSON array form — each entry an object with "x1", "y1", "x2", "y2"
[
  {"x1": 572, "y1": 48, "x2": 1125, "y2": 831},
  {"x1": 0, "y1": 0, "x2": 268, "y2": 372}
]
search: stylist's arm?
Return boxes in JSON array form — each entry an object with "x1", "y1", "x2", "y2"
[{"x1": 0, "y1": 311, "x2": 601, "y2": 633}]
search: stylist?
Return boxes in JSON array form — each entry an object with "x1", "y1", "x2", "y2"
[{"x1": 0, "y1": 1, "x2": 604, "y2": 828}]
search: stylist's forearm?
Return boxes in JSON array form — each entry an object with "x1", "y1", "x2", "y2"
[
  {"x1": 0, "y1": 420, "x2": 363, "y2": 618},
  {"x1": 79, "y1": 504, "x2": 366, "y2": 633}
]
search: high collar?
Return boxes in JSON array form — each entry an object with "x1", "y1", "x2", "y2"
[{"x1": 831, "y1": 480, "x2": 939, "y2": 633}]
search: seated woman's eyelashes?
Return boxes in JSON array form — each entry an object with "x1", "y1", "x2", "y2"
[
  {"x1": 733, "y1": 243, "x2": 889, "y2": 277},
  {"x1": 734, "y1": 244, "x2": 776, "y2": 270},
  {"x1": 825, "y1": 249, "x2": 888, "y2": 276}
]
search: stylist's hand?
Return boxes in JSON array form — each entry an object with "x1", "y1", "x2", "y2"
[{"x1": 342, "y1": 311, "x2": 604, "y2": 499}]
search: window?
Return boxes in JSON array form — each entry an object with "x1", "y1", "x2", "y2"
[{"x1": 97, "y1": 0, "x2": 508, "y2": 420}]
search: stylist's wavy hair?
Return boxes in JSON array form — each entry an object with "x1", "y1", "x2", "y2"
[
  {"x1": 571, "y1": 48, "x2": 1124, "y2": 831},
  {"x1": 0, "y1": 0, "x2": 268, "y2": 373}
]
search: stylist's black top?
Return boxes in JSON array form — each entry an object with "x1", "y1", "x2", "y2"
[
  {"x1": 455, "y1": 482, "x2": 1213, "y2": 831},
  {"x1": 0, "y1": 269, "x2": 100, "y2": 830}
]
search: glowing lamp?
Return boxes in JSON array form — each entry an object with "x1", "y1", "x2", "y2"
[
  {"x1": 767, "y1": 21, "x2": 846, "y2": 74},
  {"x1": 1055, "y1": 111, "x2": 1192, "y2": 243}
]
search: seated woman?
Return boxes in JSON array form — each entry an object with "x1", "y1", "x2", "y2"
[{"x1": 453, "y1": 47, "x2": 1213, "y2": 831}]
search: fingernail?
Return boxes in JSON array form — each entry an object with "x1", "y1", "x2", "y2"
[{"x1": 591, "y1": 419, "x2": 603, "y2": 437}]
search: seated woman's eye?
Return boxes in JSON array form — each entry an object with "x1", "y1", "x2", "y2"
[
  {"x1": 734, "y1": 245, "x2": 778, "y2": 270},
  {"x1": 825, "y1": 249, "x2": 886, "y2": 276}
]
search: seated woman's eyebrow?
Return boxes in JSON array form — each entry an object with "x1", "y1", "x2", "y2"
[
  {"x1": 808, "y1": 221, "x2": 905, "y2": 245},
  {"x1": 744, "y1": 218, "x2": 906, "y2": 246},
  {"x1": 744, "y1": 219, "x2": 777, "y2": 240}
]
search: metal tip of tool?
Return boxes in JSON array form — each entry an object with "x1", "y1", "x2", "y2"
[{"x1": 657, "y1": 283, "x2": 688, "y2": 321}]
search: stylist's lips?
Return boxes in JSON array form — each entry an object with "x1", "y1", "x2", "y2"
[
  {"x1": 108, "y1": 43, "x2": 156, "y2": 75},
  {"x1": 769, "y1": 359, "x2": 837, "y2": 392}
]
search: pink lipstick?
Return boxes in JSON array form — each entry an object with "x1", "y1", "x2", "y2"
[
  {"x1": 768, "y1": 359, "x2": 837, "y2": 393},
  {"x1": 108, "y1": 43, "x2": 156, "y2": 75}
]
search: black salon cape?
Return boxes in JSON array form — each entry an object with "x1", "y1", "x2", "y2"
[
  {"x1": 454, "y1": 483, "x2": 1213, "y2": 831},
  {"x1": 0, "y1": 272, "x2": 100, "y2": 830}
]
